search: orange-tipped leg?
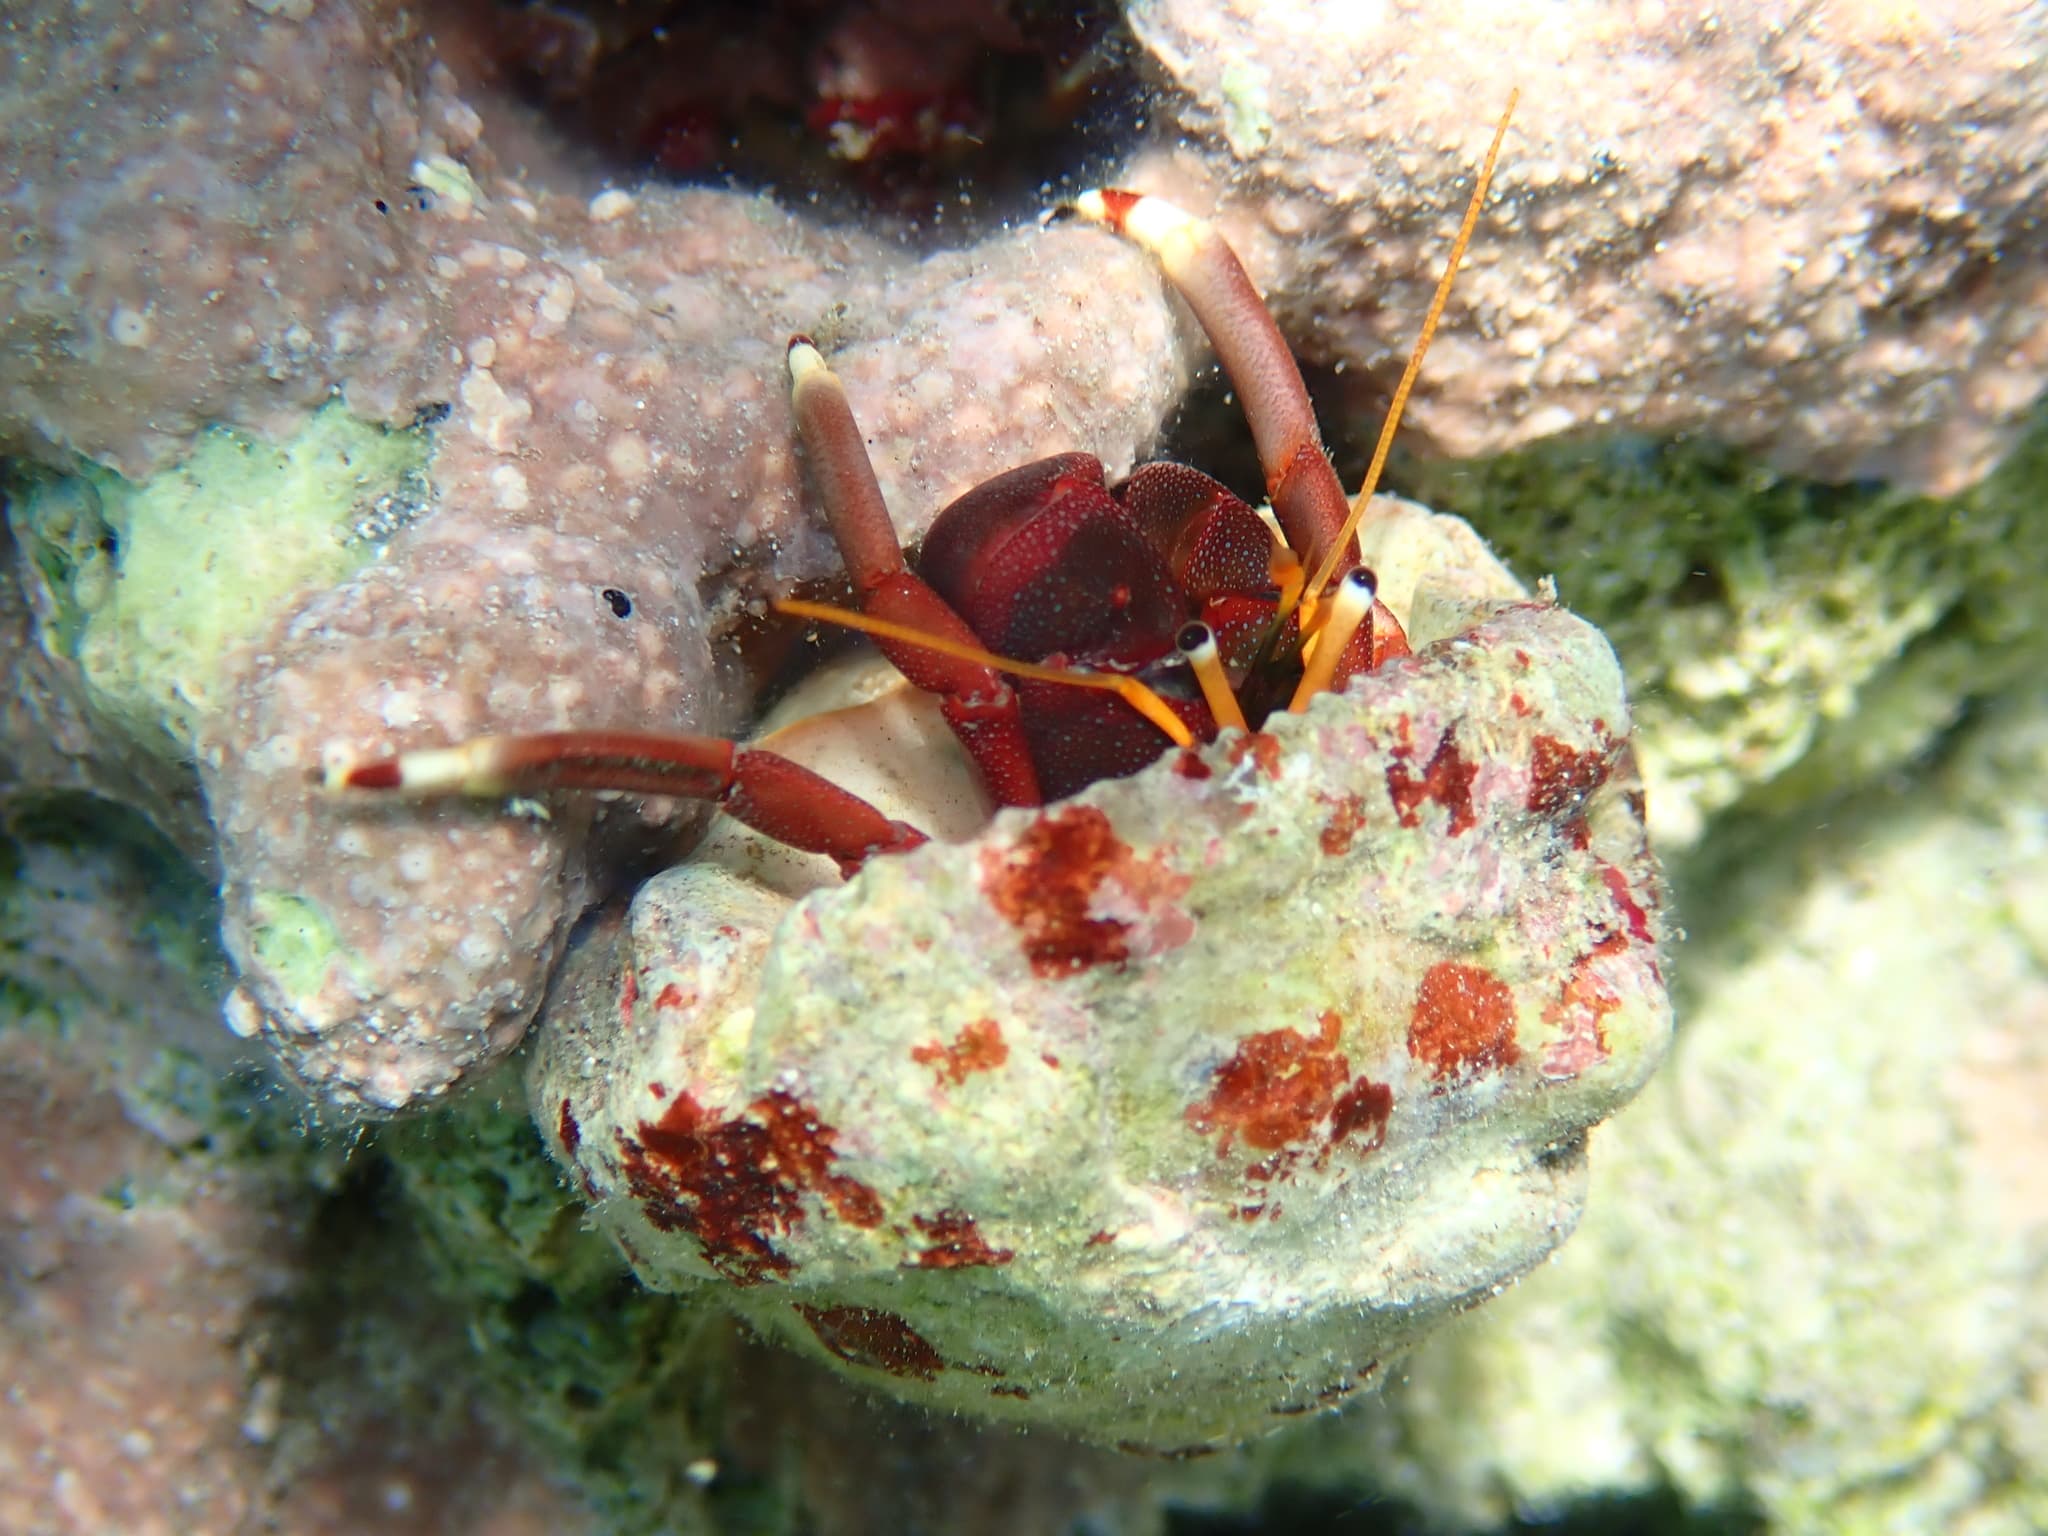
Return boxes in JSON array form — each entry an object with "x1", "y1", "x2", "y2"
[
  {"x1": 326, "y1": 730, "x2": 926, "y2": 877},
  {"x1": 786, "y1": 338, "x2": 1045, "y2": 808},
  {"x1": 1064, "y1": 190, "x2": 1354, "y2": 578}
]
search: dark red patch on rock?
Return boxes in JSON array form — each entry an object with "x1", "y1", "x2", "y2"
[
  {"x1": 1542, "y1": 936, "x2": 1626, "y2": 1079},
  {"x1": 654, "y1": 980, "x2": 692, "y2": 1010},
  {"x1": 557, "y1": 1097, "x2": 581, "y2": 1155},
  {"x1": 1227, "y1": 732, "x2": 1284, "y2": 780},
  {"x1": 619, "y1": 966, "x2": 639, "y2": 1024},
  {"x1": 980, "y1": 805, "x2": 1190, "y2": 977},
  {"x1": 1119, "y1": 1441, "x2": 1224, "y2": 1462},
  {"x1": 1174, "y1": 751, "x2": 1213, "y2": 780},
  {"x1": 616, "y1": 1088, "x2": 882, "y2": 1284},
  {"x1": 1528, "y1": 734, "x2": 1611, "y2": 817},
  {"x1": 1247, "y1": 1149, "x2": 1303, "y2": 1184},
  {"x1": 1387, "y1": 733, "x2": 1478, "y2": 835},
  {"x1": 1186, "y1": 1011, "x2": 1350, "y2": 1154},
  {"x1": 1601, "y1": 862, "x2": 1656, "y2": 946},
  {"x1": 911, "y1": 1209, "x2": 1015, "y2": 1269},
  {"x1": 1086, "y1": 1228, "x2": 1116, "y2": 1246},
  {"x1": 798, "y1": 1305, "x2": 945, "y2": 1381},
  {"x1": 990, "y1": 1383, "x2": 1031, "y2": 1398},
  {"x1": 911, "y1": 1018, "x2": 1009, "y2": 1086},
  {"x1": 1408, "y1": 962, "x2": 1520, "y2": 1080},
  {"x1": 981, "y1": 805, "x2": 1130, "y2": 975},
  {"x1": 1318, "y1": 793, "x2": 1370, "y2": 856},
  {"x1": 1326, "y1": 1077, "x2": 1393, "y2": 1154}
]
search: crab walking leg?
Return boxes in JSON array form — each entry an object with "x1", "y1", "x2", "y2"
[
  {"x1": 788, "y1": 338, "x2": 1044, "y2": 807},
  {"x1": 1065, "y1": 190, "x2": 1354, "y2": 578},
  {"x1": 327, "y1": 731, "x2": 926, "y2": 876}
]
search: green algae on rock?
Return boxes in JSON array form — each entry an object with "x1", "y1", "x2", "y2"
[
  {"x1": 529, "y1": 499, "x2": 1673, "y2": 1450},
  {"x1": 7, "y1": 401, "x2": 433, "y2": 753},
  {"x1": 1395, "y1": 412, "x2": 2048, "y2": 848},
  {"x1": 1263, "y1": 679, "x2": 2048, "y2": 1534}
]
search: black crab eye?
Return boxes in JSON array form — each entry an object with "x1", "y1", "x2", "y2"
[{"x1": 602, "y1": 588, "x2": 633, "y2": 618}]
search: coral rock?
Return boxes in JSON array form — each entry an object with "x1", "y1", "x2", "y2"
[
  {"x1": 1128, "y1": 0, "x2": 2048, "y2": 494},
  {"x1": 0, "y1": 0, "x2": 1182, "y2": 1108},
  {"x1": 532, "y1": 500, "x2": 1672, "y2": 1448}
]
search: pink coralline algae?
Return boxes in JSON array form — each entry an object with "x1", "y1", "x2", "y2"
[
  {"x1": 0, "y1": 1008, "x2": 595, "y2": 1536},
  {"x1": 1125, "y1": 0, "x2": 2048, "y2": 494},
  {"x1": 1, "y1": 0, "x2": 1181, "y2": 1108}
]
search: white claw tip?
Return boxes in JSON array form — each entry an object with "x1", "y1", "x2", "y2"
[
  {"x1": 787, "y1": 337, "x2": 827, "y2": 385},
  {"x1": 1068, "y1": 189, "x2": 1111, "y2": 225}
]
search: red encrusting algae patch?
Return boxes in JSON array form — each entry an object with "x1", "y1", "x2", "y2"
[
  {"x1": 981, "y1": 805, "x2": 1133, "y2": 975},
  {"x1": 1318, "y1": 793, "x2": 1370, "y2": 856},
  {"x1": 1227, "y1": 731, "x2": 1284, "y2": 780},
  {"x1": 911, "y1": 1018, "x2": 1009, "y2": 1086},
  {"x1": 1542, "y1": 936, "x2": 1626, "y2": 1078},
  {"x1": 979, "y1": 805, "x2": 1190, "y2": 977},
  {"x1": 911, "y1": 1208, "x2": 1016, "y2": 1268},
  {"x1": 654, "y1": 980, "x2": 693, "y2": 1010},
  {"x1": 557, "y1": 1097, "x2": 580, "y2": 1155},
  {"x1": 1326, "y1": 1077, "x2": 1394, "y2": 1153},
  {"x1": 798, "y1": 1305, "x2": 946, "y2": 1381},
  {"x1": 1187, "y1": 1011, "x2": 1350, "y2": 1155},
  {"x1": 617, "y1": 1088, "x2": 883, "y2": 1284},
  {"x1": 1386, "y1": 732, "x2": 1478, "y2": 834},
  {"x1": 1408, "y1": 961, "x2": 1520, "y2": 1080},
  {"x1": 619, "y1": 966, "x2": 639, "y2": 1025},
  {"x1": 1601, "y1": 862, "x2": 1657, "y2": 946},
  {"x1": 1527, "y1": 734, "x2": 1611, "y2": 816}
]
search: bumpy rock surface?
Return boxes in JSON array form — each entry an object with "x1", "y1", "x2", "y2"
[
  {"x1": 1400, "y1": 418, "x2": 2048, "y2": 847},
  {"x1": 532, "y1": 501, "x2": 1671, "y2": 1448},
  {"x1": 1128, "y1": 0, "x2": 2048, "y2": 495},
  {"x1": 2, "y1": 0, "x2": 1181, "y2": 1109},
  {"x1": 0, "y1": 821, "x2": 597, "y2": 1536},
  {"x1": 1248, "y1": 678, "x2": 2048, "y2": 1533}
]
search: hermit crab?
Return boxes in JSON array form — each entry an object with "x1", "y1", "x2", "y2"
[
  {"x1": 332, "y1": 101, "x2": 1672, "y2": 1450},
  {"x1": 327, "y1": 117, "x2": 1510, "y2": 859}
]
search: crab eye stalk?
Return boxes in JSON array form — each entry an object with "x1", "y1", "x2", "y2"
[
  {"x1": 1290, "y1": 566, "x2": 1379, "y2": 712},
  {"x1": 1176, "y1": 621, "x2": 1249, "y2": 735}
]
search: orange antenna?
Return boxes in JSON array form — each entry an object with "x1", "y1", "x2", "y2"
[
  {"x1": 1301, "y1": 90, "x2": 1517, "y2": 612},
  {"x1": 772, "y1": 596, "x2": 1197, "y2": 749},
  {"x1": 1177, "y1": 621, "x2": 1250, "y2": 735}
]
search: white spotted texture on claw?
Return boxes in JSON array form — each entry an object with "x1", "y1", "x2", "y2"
[{"x1": 531, "y1": 500, "x2": 1672, "y2": 1450}]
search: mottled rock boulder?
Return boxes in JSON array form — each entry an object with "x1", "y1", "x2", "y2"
[{"x1": 531, "y1": 500, "x2": 1672, "y2": 1448}]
